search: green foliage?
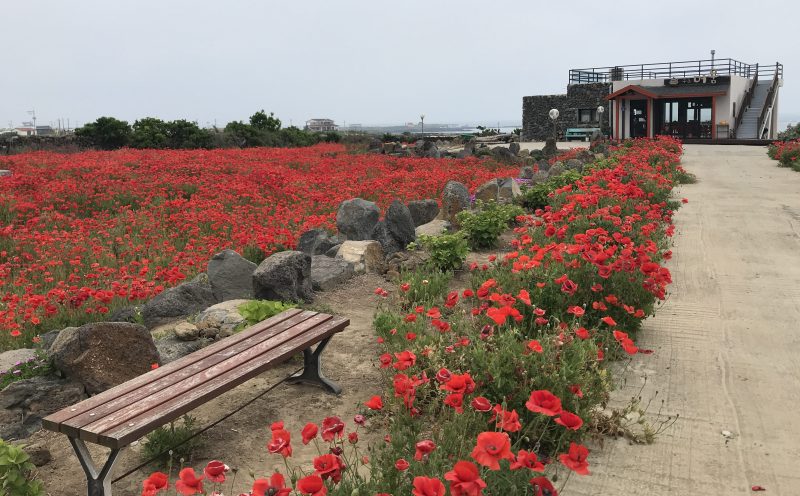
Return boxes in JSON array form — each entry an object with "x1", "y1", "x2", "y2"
[
  {"x1": 418, "y1": 232, "x2": 469, "y2": 272},
  {"x1": 516, "y1": 170, "x2": 583, "y2": 211},
  {"x1": 456, "y1": 201, "x2": 524, "y2": 249},
  {"x1": 142, "y1": 415, "x2": 201, "y2": 467},
  {"x1": 0, "y1": 440, "x2": 45, "y2": 496},
  {"x1": 0, "y1": 351, "x2": 53, "y2": 391},
  {"x1": 164, "y1": 119, "x2": 214, "y2": 149},
  {"x1": 241, "y1": 244, "x2": 267, "y2": 265},
  {"x1": 75, "y1": 116, "x2": 132, "y2": 150},
  {"x1": 130, "y1": 117, "x2": 169, "y2": 148},
  {"x1": 249, "y1": 110, "x2": 282, "y2": 132},
  {"x1": 238, "y1": 300, "x2": 297, "y2": 326},
  {"x1": 777, "y1": 122, "x2": 800, "y2": 141}
]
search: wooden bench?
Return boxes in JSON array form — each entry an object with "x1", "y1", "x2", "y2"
[{"x1": 42, "y1": 308, "x2": 349, "y2": 496}]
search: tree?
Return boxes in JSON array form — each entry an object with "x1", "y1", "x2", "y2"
[
  {"x1": 131, "y1": 117, "x2": 169, "y2": 149},
  {"x1": 75, "y1": 117, "x2": 132, "y2": 150},
  {"x1": 249, "y1": 110, "x2": 282, "y2": 132},
  {"x1": 165, "y1": 120, "x2": 213, "y2": 149}
]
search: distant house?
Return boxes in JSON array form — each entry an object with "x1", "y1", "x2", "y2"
[
  {"x1": 36, "y1": 125, "x2": 56, "y2": 136},
  {"x1": 305, "y1": 119, "x2": 337, "y2": 132},
  {"x1": 14, "y1": 127, "x2": 35, "y2": 136}
]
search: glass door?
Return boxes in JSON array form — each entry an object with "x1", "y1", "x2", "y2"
[{"x1": 629, "y1": 100, "x2": 648, "y2": 138}]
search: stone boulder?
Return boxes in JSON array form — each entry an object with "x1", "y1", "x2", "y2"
[
  {"x1": 509, "y1": 142, "x2": 521, "y2": 155},
  {"x1": 207, "y1": 249, "x2": 257, "y2": 301},
  {"x1": 174, "y1": 322, "x2": 200, "y2": 341},
  {"x1": 536, "y1": 159, "x2": 551, "y2": 172},
  {"x1": 325, "y1": 244, "x2": 342, "y2": 258},
  {"x1": 107, "y1": 306, "x2": 139, "y2": 323},
  {"x1": 0, "y1": 376, "x2": 86, "y2": 439},
  {"x1": 336, "y1": 241, "x2": 383, "y2": 274},
  {"x1": 548, "y1": 162, "x2": 565, "y2": 178},
  {"x1": 336, "y1": 198, "x2": 380, "y2": 241},
  {"x1": 311, "y1": 256, "x2": 356, "y2": 291},
  {"x1": 416, "y1": 219, "x2": 451, "y2": 237},
  {"x1": 420, "y1": 141, "x2": 440, "y2": 159},
  {"x1": 386, "y1": 200, "x2": 416, "y2": 248},
  {"x1": 492, "y1": 146, "x2": 516, "y2": 162},
  {"x1": 371, "y1": 221, "x2": 402, "y2": 256},
  {"x1": 297, "y1": 228, "x2": 341, "y2": 256},
  {"x1": 530, "y1": 171, "x2": 550, "y2": 184},
  {"x1": 474, "y1": 179, "x2": 500, "y2": 203},
  {"x1": 498, "y1": 178, "x2": 522, "y2": 201},
  {"x1": 156, "y1": 337, "x2": 206, "y2": 364},
  {"x1": 141, "y1": 273, "x2": 217, "y2": 328},
  {"x1": 565, "y1": 159, "x2": 584, "y2": 172},
  {"x1": 252, "y1": 251, "x2": 313, "y2": 303},
  {"x1": 195, "y1": 299, "x2": 249, "y2": 336},
  {"x1": 49, "y1": 322, "x2": 160, "y2": 394},
  {"x1": 439, "y1": 181, "x2": 470, "y2": 227},
  {"x1": 0, "y1": 349, "x2": 37, "y2": 373},
  {"x1": 542, "y1": 138, "x2": 558, "y2": 157},
  {"x1": 407, "y1": 199, "x2": 439, "y2": 227},
  {"x1": 519, "y1": 149, "x2": 531, "y2": 158},
  {"x1": 520, "y1": 166, "x2": 534, "y2": 180}
]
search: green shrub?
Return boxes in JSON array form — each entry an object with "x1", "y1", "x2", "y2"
[
  {"x1": 456, "y1": 201, "x2": 524, "y2": 249},
  {"x1": 0, "y1": 352, "x2": 53, "y2": 391},
  {"x1": 0, "y1": 440, "x2": 45, "y2": 496},
  {"x1": 238, "y1": 300, "x2": 297, "y2": 326},
  {"x1": 516, "y1": 170, "x2": 583, "y2": 211},
  {"x1": 417, "y1": 232, "x2": 469, "y2": 272},
  {"x1": 142, "y1": 415, "x2": 201, "y2": 467},
  {"x1": 75, "y1": 116, "x2": 132, "y2": 150}
]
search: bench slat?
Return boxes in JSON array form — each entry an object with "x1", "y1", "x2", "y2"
[
  {"x1": 95, "y1": 315, "x2": 349, "y2": 448},
  {"x1": 42, "y1": 308, "x2": 306, "y2": 431},
  {"x1": 53, "y1": 310, "x2": 324, "y2": 440}
]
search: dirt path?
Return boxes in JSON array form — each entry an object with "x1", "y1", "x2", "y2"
[
  {"x1": 34, "y1": 273, "x2": 387, "y2": 495},
  {"x1": 564, "y1": 145, "x2": 800, "y2": 495}
]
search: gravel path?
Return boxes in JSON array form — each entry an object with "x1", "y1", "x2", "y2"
[{"x1": 564, "y1": 145, "x2": 800, "y2": 495}]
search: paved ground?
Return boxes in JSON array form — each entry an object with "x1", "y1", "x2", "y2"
[{"x1": 564, "y1": 145, "x2": 800, "y2": 495}]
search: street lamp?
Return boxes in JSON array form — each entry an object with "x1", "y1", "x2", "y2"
[
  {"x1": 548, "y1": 108, "x2": 559, "y2": 141},
  {"x1": 597, "y1": 105, "x2": 605, "y2": 137},
  {"x1": 420, "y1": 114, "x2": 425, "y2": 137}
]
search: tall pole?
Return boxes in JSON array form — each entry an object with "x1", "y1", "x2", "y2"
[{"x1": 420, "y1": 114, "x2": 425, "y2": 137}]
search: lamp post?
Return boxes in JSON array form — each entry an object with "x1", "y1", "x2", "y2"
[
  {"x1": 548, "y1": 108, "x2": 559, "y2": 141},
  {"x1": 597, "y1": 105, "x2": 605, "y2": 137},
  {"x1": 420, "y1": 114, "x2": 425, "y2": 137}
]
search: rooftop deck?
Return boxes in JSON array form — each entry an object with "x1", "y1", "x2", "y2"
[{"x1": 569, "y1": 58, "x2": 783, "y2": 84}]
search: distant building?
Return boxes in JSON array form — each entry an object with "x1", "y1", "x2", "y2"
[
  {"x1": 35, "y1": 125, "x2": 56, "y2": 136},
  {"x1": 14, "y1": 127, "x2": 35, "y2": 136},
  {"x1": 305, "y1": 119, "x2": 337, "y2": 132}
]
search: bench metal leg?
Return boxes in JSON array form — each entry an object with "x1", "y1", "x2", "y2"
[
  {"x1": 286, "y1": 336, "x2": 342, "y2": 394},
  {"x1": 68, "y1": 437, "x2": 122, "y2": 496}
]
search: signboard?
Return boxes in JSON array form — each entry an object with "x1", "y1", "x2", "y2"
[{"x1": 664, "y1": 75, "x2": 730, "y2": 87}]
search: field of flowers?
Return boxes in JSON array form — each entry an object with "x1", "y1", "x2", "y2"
[
  {"x1": 767, "y1": 139, "x2": 800, "y2": 171},
  {"x1": 0, "y1": 146, "x2": 518, "y2": 349},
  {"x1": 140, "y1": 137, "x2": 687, "y2": 496}
]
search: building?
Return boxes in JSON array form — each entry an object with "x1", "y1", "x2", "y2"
[
  {"x1": 523, "y1": 57, "x2": 784, "y2": 142},
  {"x1": 305, "y1": 119, "x2": 337, "y2": 132},
  {"x1": 13, "y1": 127, "x2": 35, "y2": 136}
]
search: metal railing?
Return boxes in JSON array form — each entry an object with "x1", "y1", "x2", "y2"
[
  {"x1": 569, "y1": 58, "x2": 783, "y2": 84},
  {"x1": 733, "y1": 64, "x2": 758, "y2": 138},
  {"x1": 758, "y1": 65, "x2": 781, "y2": 138}
]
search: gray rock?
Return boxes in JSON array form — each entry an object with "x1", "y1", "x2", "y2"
[
  {"x1": 50, "y1": 322, "x2": 160, "y2": 394},
  {"x1": 520, "y1": 166, "x2": 534, "y2": 180},
  {"x1": 207, "y1": 249, "x2": 257, "y2": 301},
  {"x1": 325, "y1": 243, "x2": 342, "y2": 258},
  {"x1": 407, "y1": 199, "x2": 439, "y2": 227},
  {"x1": 156, "y1": 336, "x2": 206, "y2": 364},
  {"x1": 475, "y1": 179, "x2": 500, "y2": 203},
  {"x1": 0, "y1": 349, "x2": 37, "y2": 373},
  {"x1": 174, "y1": 322, "x2": 200, "y2": 341},
  {"x1": 509, "y1": 142, "x2": 521, "y2": 155},
  {"x1": 141, "y1": 273, "x2": 217, "y2": 328},
  {"x1": 252, "y1": 251, "x2": 313, "y2": 303},
  {"x1": 40, "y1": 329, "x2": 64, "y2": 351},
  {"x1": 420, "y1": 141, "x2": 440, "y2": 159},
  {"x1": 0, "y1": 376, "x2": 86, "y2": 440},
  {"x1": 439, "y1": 181, "x2": 470, "y2": 226},
  {"x1": 463, "y1": 139, "x2": 476, "y2": 155},
  {"x1": 336, "y1": 241, "x2": 384, "y2": 273},
  {"x1": 519, "y1": 149, "x2": 531, "y2": 158},
  {"x1": 195, "y1": 299, "x2": 248, "y2": 335},
  {"x1": 548, "y1": 163, "x2": 565, "y2": 177},
  {"x1": 565, "y1": 159, "x2": 584, "y2": 172},
  {"x1": 311, "y1": 256, "x2": 355, "y2": 291},
  {"x1": 385, "y1": 200, "x2": 416, "y2": 247},
  {"x1": 336, "y1": 198, "x2": 380, "y2": 241},
  {"x1": 107, "y1": 306, "x2": 139, "y2": 323},
  {"x1": 498, "y1": 177, "x2": 522, "y2": 201},
  {"x1": 492, "y1": 146, "x2": 516, "y2": 162},
  {"x1": 371, "y1": 221, "x2": 402, "y2": 256},
  {"x1": 536, "y1": 159, "x2": 551, "y2": 172},
  {"x1": 415, "y1": 219, "x2": 451, "y2": 237},
  {"x1": 531, "y1": 171, "x2": 550, "y2": 184},
  {"x1": 297, "y1": 228, "x2": 339, "y2": 256},
  {"x1": 542, "y1": 138, "x2": 558, "y2": 157}
]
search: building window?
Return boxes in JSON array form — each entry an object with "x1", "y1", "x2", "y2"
[{"x1": 578, "y1": 109, "x2": 597, "y2": 123}]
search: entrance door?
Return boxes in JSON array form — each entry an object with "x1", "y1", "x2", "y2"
[{"x1": 630, "y1": 100, "x2": 648, "y2": 138}]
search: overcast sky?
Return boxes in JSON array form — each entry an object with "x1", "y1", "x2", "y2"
[{"x1": 2, "y1": 0, "x2": 798, "y2": 129}]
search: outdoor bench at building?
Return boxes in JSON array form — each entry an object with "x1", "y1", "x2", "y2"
[
  {"x1": 565, "y1": 127, "x2": 600, "y2": 141},
  {"x1": 42, "y1": 308, "x2": 349, "y2": 496}
]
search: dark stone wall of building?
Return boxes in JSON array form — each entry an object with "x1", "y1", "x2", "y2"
[{"x1": 522, "y1": 83, "x2": 612, "y2": 141}]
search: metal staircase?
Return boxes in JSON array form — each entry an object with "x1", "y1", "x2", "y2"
[{"x1": 737, "y1": 82, "x2": 772, "y2": 139}]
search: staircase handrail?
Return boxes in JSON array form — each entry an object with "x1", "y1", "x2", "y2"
[
  {"x1": 757, "y1": 65, "x2": 780, "y2": 139},
  {"x1": 733, "y1": 64, "x2": 758, "y2": 138}
]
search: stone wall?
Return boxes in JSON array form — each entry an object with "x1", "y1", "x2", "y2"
[{"x1": 522, "y1": 83, "x2": 612, "y2": 141}]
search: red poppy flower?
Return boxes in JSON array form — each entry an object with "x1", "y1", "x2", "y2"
[
  {"x1": 517, "y1": 289, "x2": 531, "y2": 305},
  {"x1": 267, "y1": 428, "x2": 292, "y2": 458},
  {"x1": 554, "y1": 411, "x2": 584, "y2": 430},
  {"x1": 567, "y1": 305, "x2": 585, "y2": 316},
  {"x1": 174, "y1": 468, "x2": 204, "y2": 495},
  {"x1": 405, "y1": 313, "x2": 417, "y2": 322},
  {"x1": 426, "y1": 307, "x2": 441, "y2": 319},
  {"x1": 251, "y1": 473, "x2": 291, "y2": 496},
  {"x1": 444, "y1": 460, "x2": 487, "y2": 496},
  {"x1": 296, "y1": 474, "x2": 327, "y2": 496},
  {"x1": 141, "y1": 472, "x2": 169, "y2": 495},
  {"x1": 301, "y1": 422, "x2": 318, "y2": 444},
  {"x1": 510, "y1": 450, "x2": 545, "y2": 471},
  {"x1": 395, "y1": 458, "x2": 410, "y2": 471},
  {"x1": 601, "y1": 316, "x2": 617, "y2": 326},
  {"x1": 470, "y1": 431, "x2": 514, "y2": 470},
  {"x1": 202, "y1": 460, "x2": 227, "y2": 483},
  {"x1": 574, "y1": 327, "x2": 590, "y2": 339},
  {"x1": 471, "y1": 396, "x2": 492, "y2": 412},
  {"x1": 393, "y1": 350, "x2": 417, "y2": 370},
  {"x1": 364, "y1": 395, "x2": 383, "y2": 410},
  {"x1": 525, "y1": 340, "x2": 543, "y2": 354},
  {"x1": 400, "y1": 282, "x2": 410, "y2": 291},
  {"x1": 412, "y1": 476, "x2": 446, "y2": 496},
  {"x1": 569, "y1": 384, "x2": 584, "y2": 398},
  {"x1": 379, "y1": 353, "x2": 392, "y2": 369},
  {"x1": 462, "y1": 289, "x2": 474, "y2": 297},
  {"x1": 320, "y1": 416, "x2": 345, "y2": 442},
  {"x1": 559, "y1": 442, "x2": 590, "y2": 475},
  {"x1": 525, "y1": 390, "x2": 562, "y2": 416},
  {"x1": 530, "y1": 476, "x2": 559, "y2": 496},
  {"x1": 492, "y1": 406, "x2": 522, "y2": 432},
  {"x1": 441, "y1": 373, "x2": 475, "y2": 394},
  {"x1": 444, "y1": 392, "x2": 464, "y2": 413},
  {"x1": 414, "y1": 439, "x2": 436, "y2": 461},
  {"x1": 314, "y1": 453, "x2": 345, "y2": 483}
]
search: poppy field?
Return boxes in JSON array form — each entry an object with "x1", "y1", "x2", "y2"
[
  {"x1": 0, "y1": 146, "x2": 517, "y2": 350},
  {"x1": 140, "y1": 136, "x2": 687, "y2": 496}
]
